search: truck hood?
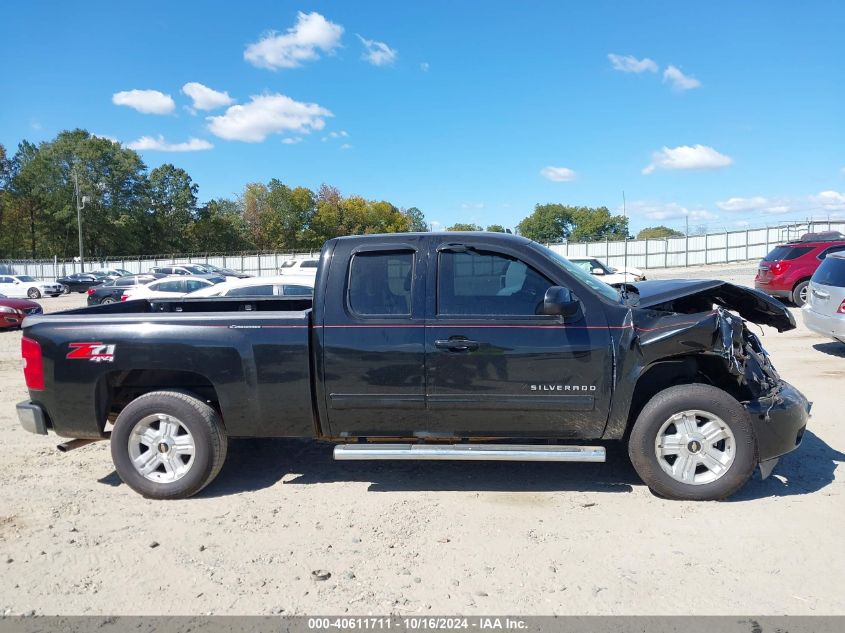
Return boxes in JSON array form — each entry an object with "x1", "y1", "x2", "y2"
[{"x1": 632, "y1": 279, "x2": 796, "y2": 332}]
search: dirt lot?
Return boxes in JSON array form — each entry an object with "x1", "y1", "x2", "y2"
[{"x1": 1, "y1": 263, "x2": 843, "y2": 616}]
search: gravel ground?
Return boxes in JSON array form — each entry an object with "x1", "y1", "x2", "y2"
[{"x1": 1, "y1": 264, "x2": 843, "y2": 616}]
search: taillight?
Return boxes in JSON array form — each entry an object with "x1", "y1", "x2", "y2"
[
  {"x1": 87, "y1": 288, "x2": 96, "y2": 295},
  {"x1": 21, "y1": 336, "x2": 44, "y2": 391},
  {"x1": 838, "y1": 300, "x2": 845, "y2": 314},
  {"x1": 121, "y1": 294, "x2": 129, "y2": 301},
  {"x1": 769, "y1": 261, "x2": 792, "y2": 276}
]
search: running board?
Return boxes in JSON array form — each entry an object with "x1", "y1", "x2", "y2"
[{"x1": 333, "y1": 443, "x2": 605, "y2": 462}]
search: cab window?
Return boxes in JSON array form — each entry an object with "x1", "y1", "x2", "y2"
[
  {"x1": 438, "y1": 249, "x2": 553, "y2": 316},
  {"x1": 348, "y1": 251, "x2": 413, "y2": 316}
]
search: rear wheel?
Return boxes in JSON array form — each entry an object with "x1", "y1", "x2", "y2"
[
  {"x1": 628, "y1": 384, "x2": 757, "y2": 500},
  {"x1": 27, "y1": 287, "x2": 41, "y2": 299},
  {"x1": 792, "y1": 280, "x2": 809, "y2": 307},
  {"x1": 101, "y1": 297, "x2": 117, "y2": 305},
  {"x1": 110, "y1": 390, "x2": 227, "y2": 499}
]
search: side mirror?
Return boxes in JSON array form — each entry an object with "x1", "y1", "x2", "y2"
[
  {"x1": 542, "y1": 286, "x2": 580, "y2": 318},
  {"x1": 591, "y1": 267, "x2": 604, "y2": 275}
]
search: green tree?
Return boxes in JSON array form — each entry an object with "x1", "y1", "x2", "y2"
[
  {"x1": 486, "y1": 224, "x2": 507, "y2": 232},
  {"x1": 404, "y1": 206, "x2": 427, "y2": 232},
  {"x1": 516, "y1": 204, "x2": 574, "y2": 242},
  {"x1": 569, "y1": 206, "x2": 629, "y2": 242},
  {"x1": 188, "y1": 198, "x2": 253, "y2": 252},
  {"x1": 148, "y1": 164, "x2": 198, "y2": 252},
  {"x1": 447, "y1": 222, "x2": 482, "y2": 231},
  {"x1": 636, "y1": 225, "x2": 684, "y2": 239}
]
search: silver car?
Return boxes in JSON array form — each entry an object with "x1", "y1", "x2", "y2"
[{"x1": 802, "y1": 251, "x2": 845, "y2": 344}]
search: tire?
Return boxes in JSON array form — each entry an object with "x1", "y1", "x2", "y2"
[
  {"x1": 101, "y1": 297, "x2": 116, "y2": 305},
  {"x1": 110, "y1": 390, "x2": 227, "y2": 499},
  {"x1": 792, "y1": 280, "x2": 810, "y2": 307},
  {"x1": 27, "y1": 287, "x2": 41, "y2": 299},
  {"x1": 62, "y1": 285, "x2": 71, "y2": 295},
  {"x1": 628, "y1": 384, "x2": 757, "y2": 501}
]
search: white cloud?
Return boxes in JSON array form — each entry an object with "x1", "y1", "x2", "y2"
[
  {"x1": 461, "y1": 202, "x2": 485, "y2": 210},
  {"x1": 607, "y1": 54, "x2": 658, "y2": 73},
  {"x1": 642, "y1": 144, "x2": 732, "y2": 174},
  {"x1": 626, "y1": 200, "x2": 717, "y2": 221},
  {"x1": 181, "y1": 82, "x2": 233, "y2": 111},
  {"x1": 112, "y1": 89, "x2": 175, "y2": 114},
  {"x1": 663, "y1": 65, "x2": 701, "y2": 91},
  {"x1": 244, "y1": 11, "x2": 343, "y2": 70},
  {"x1": 126, "y1": 135, "x2": 213, "y2": 152},
  {"x1": 282, "y1": 137, "x2": 303, "y2": 145},
  {"x1": 716, "y1": 196, "x2": 770, "y2": 212},
  {"x1": 420, "y1": 62, "x2": 430, "y2": 72},
  {"x1": 357, "y1": 35, "x2": 397, "y2": 66},
  {"x1": 340, "y1": 143, "x2": 352, "y2": 150},
  {"x1": 206, "y1": 94, "x2": 332, "y2": 142},
  {"x1": 841, "y1": 167, "x2": 845, "y2": 176},
  {"x1": 812, "y1": 190, "x2": 845, "y2": 210},
  {"x1": 539, "y1": 166, "x2": 576, "y2": 182}
]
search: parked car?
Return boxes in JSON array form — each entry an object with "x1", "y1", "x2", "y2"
[
  {"x1": 0, "y1": 293, "x2": 42, "y2": 329},
  {"x1": 802, "y1": 252, "x2": 845, "y2": 344},
  {"x1": 278, "y1": 258, "x2": 319, "y2": 275},
  {"x1": 92, "y1": 268, "x2": 133, "y2": 279},
  {"x1": 87, "y1": 274, "x2": 166, "y2": 306},
  {"x1": 149, "y1": 265, "x2": 226, "y2": 283},
  {"x1": 755, "y1": 235, "x2": 845, "y2": 306},
  {"x1": 17, "y1": 232, "x2": 807, "y2": 501},
  {"x1": 567, "y1": 257, "x2": 646, "y2": 284},
  {"x1": 122, "y1": 276, "x2": 223, "y2": 301},
  {"x1": 0, "y1": 275, "x2": 64, "y2": 299},
  {"x1": 186, "y1": 274, "x2": 314, "y2": 298},
  {"x1": 57, "y1": 272, "x2": 108, "y2": 294},
  {"x1": 193, "y1": 263, "x2": 250, "y2": 279}
]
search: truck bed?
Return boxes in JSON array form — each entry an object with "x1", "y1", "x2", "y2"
[{"x1": 22, "y1": 297, "x2": 318, "y2": 440}]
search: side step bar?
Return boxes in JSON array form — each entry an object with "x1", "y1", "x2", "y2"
[{"x1": 334, "y1": 443, "x2": 605, "y2": 462}]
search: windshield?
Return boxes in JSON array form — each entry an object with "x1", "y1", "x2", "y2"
[
  {"x1": 531, "y1": 243, "x2": 620, "y2": 302},
  {"x1": 183, "y1": 265, "x2": 209, "y2": 274}
]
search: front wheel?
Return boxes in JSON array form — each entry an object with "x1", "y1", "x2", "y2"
[
  {"x1": 62, "y1": 285, "x2": 71, "y2": 295},
  {"x1": 27, "y1": 287, "x2": 41, "y2": 299},
  {"x1": 110, "y1": 390, "x2": 227, "y2": 499},
  {"x1": 628, "y1": 384, "x2": 757, "y2": 501}
]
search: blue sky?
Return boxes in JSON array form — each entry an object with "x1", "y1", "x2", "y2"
[{"x1": 2, "y1": 0, "x2": 844, "y2": 234}]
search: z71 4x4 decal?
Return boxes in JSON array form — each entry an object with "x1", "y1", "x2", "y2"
[{"x1": 66, "y1": 342, "x2": 116, "y2": 363}]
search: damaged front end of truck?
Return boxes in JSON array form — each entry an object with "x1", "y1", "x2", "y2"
[{"x1": 609, "y1": 279, "x2": 811, "y2": 478}]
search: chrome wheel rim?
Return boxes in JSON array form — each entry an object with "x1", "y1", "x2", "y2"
[
  {"x1": 654, "y1": 410, "x2": 736, "y2": 486},
  {"x1": 127, "y1": 414, "x2": 195, "y2": 483},
  {"x1": 799, "y1": 285, "x2": 808, "y2": 304}
]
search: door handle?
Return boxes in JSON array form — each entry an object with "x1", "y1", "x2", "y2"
[{"x1": 434, "y1": 338, "x2": 480, "y2": 352}]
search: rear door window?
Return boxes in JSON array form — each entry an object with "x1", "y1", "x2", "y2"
[
  {"x1": 813, "y1": 257, "x2": 845, "y2": 287},
  {"x1": 818, "y1": 245, "x2": 845, "y2": 260},
  {"x1": 763, "y1": 246, "x2": 813, "y2": 261},
  {"x1": 227, "y1": 284, "x2": 274, "y2": 297},
  {"x1": 155, "y1": 280, "x2": 185, "y2": 293},
  {"x1": 348, "y1": 251, "x2": 413, "y2": 316}
]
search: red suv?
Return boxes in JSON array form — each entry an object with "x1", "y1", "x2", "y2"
[{"x1": 755, "y1": 232, "x2": 845, "y2": 306}]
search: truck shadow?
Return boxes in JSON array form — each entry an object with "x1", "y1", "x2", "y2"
[
  {"x1": 729, "y1": 430, "x2": 844, "y2": 501},
  {"x1": 98, "y1": 431, "x2": 841, "y2": 499},
  {"x1": 201, "y1": 440, "x2": 638, "y2": 496},
  {"x1": 813, "y1": 342, "x2": 845, "y2": 358}
]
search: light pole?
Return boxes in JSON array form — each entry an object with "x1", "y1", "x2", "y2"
[{"x1": 72, "y1": 169, "x2": 89, "y2": 272}]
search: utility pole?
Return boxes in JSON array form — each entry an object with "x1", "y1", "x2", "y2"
[
  {"x1": 622, "y1": 191, "x2": 628, "y2": 272},
  {"x1": 73, "y1": 169, "x2": 88, "y2": 272}
]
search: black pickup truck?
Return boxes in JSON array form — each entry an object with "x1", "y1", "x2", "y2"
[{"x1": 16, "y1": 232, "x2": 809, "y2": 500}]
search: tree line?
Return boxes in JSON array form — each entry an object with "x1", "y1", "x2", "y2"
[{"x1": 0, "y1": 128, "x2": 673, "y2": 260}]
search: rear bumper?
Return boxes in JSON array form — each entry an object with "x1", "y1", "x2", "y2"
[
  {"x1": 745, "y1": 382, "x2": 810, "y2": 462},
  {"x1": 17, "y1": 401, "x2": 49, "y2": 435},
  {"x1": 754, "y1": 282, "x2": 791, "y2": 300},
  {"x1": 802, "y1": 306, "x2": 845, "y2": 340}
]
